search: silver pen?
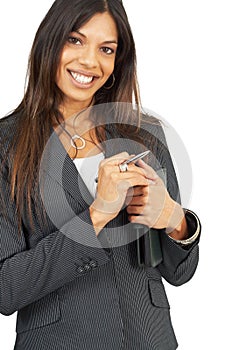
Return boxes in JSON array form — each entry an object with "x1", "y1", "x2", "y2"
[
  {"x1": 122, "y1": 150, "x2": 150, "y2": 164},
  {"x1": 95, "y1": 150, "x2": 150, "y2": 183}
]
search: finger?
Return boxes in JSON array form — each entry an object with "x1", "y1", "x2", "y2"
[
  {"x1": 127, "y1": 196, "x2": 148, "y2": 206},
  {"x1": 110, "y1": 152, "x2": 130, "y2": 160},
  {"x1": 100, "y1": 153, "x2": 135, "y2": 167},
  {"x1": 110, "y1": 152, "x2": 137, "y2": 163},
  {"x1": 127, "y1": 191, "x2": 148, "y2": 204},
  {"x1": 119, "y1": 163, "x2": 149, "y2": 179},
  {"x1": 98, "y1": 167, "x2": 149, "y2": 190},
  {"x1": 136, "y1": 159, "x2": 159, "y2": 181},
  {"x1": 126, "y1": 191, "x2": 143, "y2": 199},
  {"x1": 126, "y1": 186, "x2": 147, "y2": 198},
  {"x1": 124, "y1": 187, "x2": 143, "y2": 207},
  {"x1": 118, "y1": 174, "x2": 149, "y2": 187},
  {"x1": 128, "y1": 215, "x2": 149, "y2": 226},
  {"x1": 127, "y1": 189, "x2": 148, "y2": 205},
  {"x1": 127, "y1": 206, "x2": 144, "y2": 215}
]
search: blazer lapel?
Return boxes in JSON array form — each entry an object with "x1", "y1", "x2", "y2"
[{"x1": 40, "y1": 130, "x2": 94, "y2": 211}]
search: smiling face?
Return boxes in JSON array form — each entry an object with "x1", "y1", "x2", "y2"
[{"x1": 56, "y1": 12, "x2": 118, "y2": 118}]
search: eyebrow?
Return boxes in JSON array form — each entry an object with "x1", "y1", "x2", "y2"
[{"x1": 74, "y1": 30, "x2": 118, "y2": 45}]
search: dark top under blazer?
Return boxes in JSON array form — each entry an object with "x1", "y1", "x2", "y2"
[{"x1": 0, "y1": 113, "x2": 200, "y2": 350}]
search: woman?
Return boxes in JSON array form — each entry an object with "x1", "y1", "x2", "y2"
[{"x1": 0, "y1": 1, "x2": 201, "y2": 349}]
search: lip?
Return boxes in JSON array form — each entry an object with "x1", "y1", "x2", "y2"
[
  {"x1": 67, "y1": 69, "x2": 100, "y2": 89},
  {"x1": 68, "y1": 69, "x2": 100, "y2": 78}
]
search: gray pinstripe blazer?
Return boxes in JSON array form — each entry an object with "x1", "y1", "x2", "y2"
[{"x1": 0, "y1": 113, "x2": 200, "y2": 350}]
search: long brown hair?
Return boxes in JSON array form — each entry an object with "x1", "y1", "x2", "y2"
[{"x1": 1, "y1": 0, "x2": 154, "y2": 229}]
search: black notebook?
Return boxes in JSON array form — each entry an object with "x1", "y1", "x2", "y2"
[{"x1": 135, "y1": 225, "x2": 163, "y2": 268}]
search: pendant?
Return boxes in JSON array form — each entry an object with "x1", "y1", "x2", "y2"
[{"x1": 71, "y1": 134, "x2": 86, "y2": 150}]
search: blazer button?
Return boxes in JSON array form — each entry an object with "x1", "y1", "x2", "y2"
[
  {"x1": 76, "y1": 266, "x2": 85, "y2": 274},
  {"x1": 89, "y1": 260, "x2": 98, "y2": 268},
  {"x1": 84, "y1": 264, "x2": 92, "y2": 272}
]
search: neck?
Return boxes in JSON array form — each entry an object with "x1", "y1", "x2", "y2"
[{"x1": 60, "y1": 98, "x2": 94, "y2": 121}]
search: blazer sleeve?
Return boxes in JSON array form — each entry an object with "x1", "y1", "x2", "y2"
[
  {"x1": 0, "y1": 168, "x2": 110, "y2": 316},
  {"x1": 148, "y1": 121, "x2": 200, "y2": 286}
]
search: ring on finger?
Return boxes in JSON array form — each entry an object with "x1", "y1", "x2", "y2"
[{"x1": 119, "y1": 163, "x2": 128, "y2": 172}]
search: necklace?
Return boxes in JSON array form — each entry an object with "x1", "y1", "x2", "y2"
[
  {"x1": 70, "y1": 134, "x2": 86, "y2": 150},
  {"x1": 56, "y1": 106, "x2": 104, "y2": 156}
]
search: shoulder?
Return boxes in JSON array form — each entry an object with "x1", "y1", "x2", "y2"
[
  {"x1": 0, "y1": 112, "x2": 21, "y2": 142},
  {"x1": 0, "y1": 112, "x2": 21, "y2": 162},
  {"x1": 0, "y1": 112, "x2": 20, "y2": 133},
  {"x1": 140, "y1": 112, "x2": 166, "y2": 142}
]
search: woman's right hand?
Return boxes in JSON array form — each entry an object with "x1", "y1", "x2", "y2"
[{"x1": 89, "y1": 152, "x2": 149, "y2": 235}]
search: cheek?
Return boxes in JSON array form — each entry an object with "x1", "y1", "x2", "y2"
[
  {"x1": 103, "y1": 58, "x2": 116, "y2": 76},
  {"x1": 55, "y1": 67, "x2": 62, "y2": 89},
  {"x1": 56, "y1": 50, "x2": 71, "y2": 87},
  {"x1": 57, "y1": 46, "x2": 75, "y2": 73},
  {"x1": 55, "y1": 57, "x2": 65, "y2": 87}
]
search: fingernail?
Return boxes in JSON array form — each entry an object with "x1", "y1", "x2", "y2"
[{"x1": 148, "y1": 179, "x2": 156, "y2": 185}]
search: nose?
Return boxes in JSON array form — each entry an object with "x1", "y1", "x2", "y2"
[{"x1": 78, "y1": 46, "x2": 98, "y2": 69}]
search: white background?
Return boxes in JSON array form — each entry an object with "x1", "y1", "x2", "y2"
[{"x1": 0, "y1": 0, "x2": 232, "y2": 349}]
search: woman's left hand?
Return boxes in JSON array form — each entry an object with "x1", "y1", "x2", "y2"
[{"x1": 126, "y1": 159, "x2": 188, "y2": 238}]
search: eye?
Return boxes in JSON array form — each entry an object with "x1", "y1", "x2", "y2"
[
  {"x1": 67, "y1": 36, "x2": 82, "y2": 45},
  {"x1": 101, "y1": 47, "x2": 115, "y2": 55}
]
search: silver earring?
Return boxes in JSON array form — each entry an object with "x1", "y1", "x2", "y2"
[{"x1": 104, "y1": 74, "x2": 115, "y2": 90}]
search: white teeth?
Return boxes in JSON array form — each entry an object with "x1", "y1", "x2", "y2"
[{"x1": 70, "y1": 71, "x2": 94, "y2": 84}]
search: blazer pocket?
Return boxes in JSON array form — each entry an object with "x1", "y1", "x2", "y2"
[
  {"x1": 148, "y1": 279, "x2": 170, "y2": 309},
  {"x1": 16, "y1": 291, "x2": 61, "y2": 334}
]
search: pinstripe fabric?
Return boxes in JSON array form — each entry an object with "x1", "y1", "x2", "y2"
[{"x1": 0, "y1": 113, "x2": 200, "y2": 350}]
